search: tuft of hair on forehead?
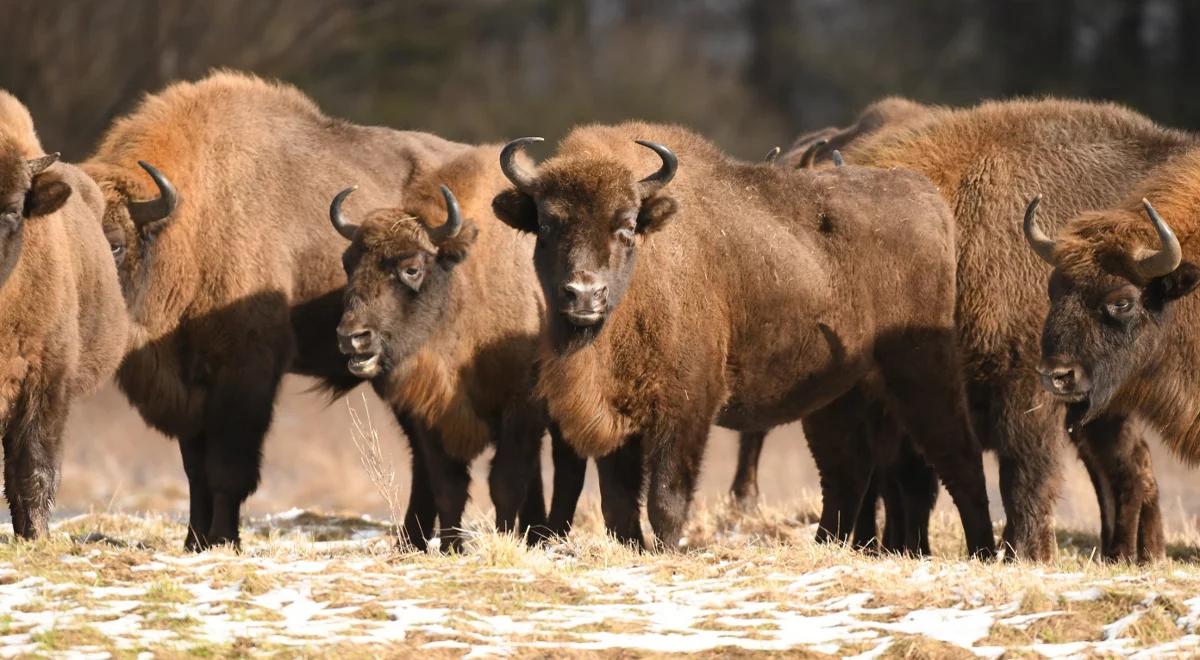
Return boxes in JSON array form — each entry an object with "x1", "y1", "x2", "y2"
[
  {"x1": 537, "y1": 157, "x2": 640, "y2": 210},
  {"x1": 360, "y1": 209, "x2": 439, "y2": 254},
  {"x1": 1055, "y1": 151, "x2": 1200, "y2": 284}
]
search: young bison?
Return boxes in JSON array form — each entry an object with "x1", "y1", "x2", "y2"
[
  {"x1": 1026, "y1": 152, "x2": 1200, "y2": 519},
  {"x1": 0, "y1": 92, "x2": 126, "y2": 538},
  {"x1": 492, "y1": 123, "x2": 994, "y2": 557},
  {"x1": 329, "y1": 145, "x2": 586, "y2": 551}
]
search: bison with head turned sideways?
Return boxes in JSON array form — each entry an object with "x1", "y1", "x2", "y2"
[
  {"x1": 0, "y1": 92, "x2": 126, "y2": 538},
  {"x1": 1026, "y1": 151, "x2": 1200, "y2": 475},
  {"x1": 328, "y1": 144, "x2": 587, "y2": 552},
  {"x1": 492, "y1": 122, "x2": 994, "y2": 557}
]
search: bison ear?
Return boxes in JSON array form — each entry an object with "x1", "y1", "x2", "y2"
[
  {"x1": 25, "y1": 171, "x2": 71, "y2": 219},
  {"x1": 636, "y1": 193, "x2": 677, "y2": 235},
  {"x1": 492, "y1": 190, "x2": 538, "y2": 234},
  {"x1": 1154, "y1": 262, "x2": 1200, "y2": 302},
  {"x1": 436, "y1": 220, "x2": 479, "y2": 266}
]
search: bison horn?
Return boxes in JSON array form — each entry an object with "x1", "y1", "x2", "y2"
[
  {"x1": 128, "y1": 161, "x2": 178, "y2": 227},
  {"x1": 500, "y1": 137, "x2": 543, "y2": 194},
  {"x1": 831, "y1": 150, "x2": 845, "y2": 167},
  {"x1": 329, "y1": 186, "x2": 360, "y2": 240},
  {"x1": 1022, "y1": 195, "x2": 1056, "y2": 265},
  {"x1": 1133, "y1": 199, "x2": 1182, "y2": 279},
  {"x1": 26, "y1": 152, "x2": 60, "y2": 176},
  {"x1": 797, "y1": 139, "x2": 828, "y2": 170},
  {"x1": 428, "y1": 185, "x2": 462, "y2": 244},
  {"x1": 763, "y1": 146, "x2": 781, "y2": 164},
  {"x1": 634, "y1": 140, "x2": 677, "y2": 198}
]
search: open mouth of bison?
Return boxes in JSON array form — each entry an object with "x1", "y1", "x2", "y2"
[
  {"x1": 346, "y1": 352, "x2": 382, "y2": 378},
  {"x1": 1063, "y1": 400, "x2": 1093, "y2": 432}
]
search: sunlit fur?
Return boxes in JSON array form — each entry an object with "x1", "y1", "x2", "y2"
[
  {"x1": 497, "y1": 121, "x2": 994, "y2": 554},
  {"x1": 1050, "y1": 150, "x2": 1200, "y2": 464},
  {"x1": 342, "y1": 145, "x2": 543, "y2": 462},
  {"x1": 0, "y1": 92, "x2": 126, "y2": 538},
  {"x1": 80, "y1": 71, "x2": 467, "y2": 547},
  {"x1": 846, "y1": 98, "x2": 1198, "y2": 561},
  {"x1": 780, "y1": 96, "x2": 943, "y2": 169}
]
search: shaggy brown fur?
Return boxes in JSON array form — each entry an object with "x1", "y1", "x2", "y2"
[
  {"x1": 1045, "y1": 149, "x2": 1200, "y2": 464},
  {"x1": 82, "y1": 71, "x2": 468, "y2": 549},
  {"x1": 736, "y1": 97, "x2": 945, "y2": 552},
  {"x1": 0, "y1": 92, "x2": 126, "y2": 538},
  {"x1": 846, "y1": 98, "x2": 1198, "y2": 562},
  {"x1": 781, "y1": 97, "x2": 941, "y2": 169},
  {"x1": 494, "y1": 122, "x2": 994, "y2": 556},
  {"x1": 333, "y1": 145, "x2": 585, "y2": 551}
]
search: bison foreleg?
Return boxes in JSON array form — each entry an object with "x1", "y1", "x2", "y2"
[
  {"x1": 2, "y1": 393, "x2": 67, "y2": 540},
  {"x1": 416, "y1": 428, "x2": 470, "y2": 554},
  {"x1": 596, "y1": 433, "x2": 646, "y2": 549},
  {"x1": 489, "y1": 411, "x2": 543, "y2": 538},
  {"x1": 394, "y1": 413, "x2": 436, "y2": 552},
  {"x1": 645, "y1": 422, "x2": 707, "y2": 552},
  {"x1": 179, "y1": 433, "x2": 214, "y2": 551},
  {"x1": 545, "y1": 423, "x2": 586, "y2": 540},
  {"x1": 803, "y1": 388, "x2": 875, "y2": 547},
  {"x1": 1075, "y1": 417, "x2": 1164, "y2": 562}
]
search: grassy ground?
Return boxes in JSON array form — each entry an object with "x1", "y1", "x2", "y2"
[{"x1": 3, "y1": 499, "x2": 1200, "y2": 658}]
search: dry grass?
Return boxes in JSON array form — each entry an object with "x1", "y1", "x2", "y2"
[{"x1": 2, "y1": 501, "x2": 1200, "y2": 657}]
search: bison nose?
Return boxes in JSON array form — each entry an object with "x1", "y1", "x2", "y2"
[
  {"x1": 563, "y1": 282, "x2": 608, "y2": 308},
  {"x1": 337, "y1": 326, "x2": 376, "y2": 355},
  {"x1": 1036, "y1": 359, "x2": 1091, "y2": 399}
]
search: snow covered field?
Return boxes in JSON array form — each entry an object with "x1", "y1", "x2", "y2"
[{"x1": 3, "y1": 502, "x2": 1200, "y2": 658}]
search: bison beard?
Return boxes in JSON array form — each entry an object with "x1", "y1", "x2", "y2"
[{"x1": 494, "y1": 123, "x2": 994, "y2": 557}]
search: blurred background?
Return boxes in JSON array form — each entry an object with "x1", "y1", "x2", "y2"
[{"x1": 2, "y1": 0, "x2": 1199, "y2": 530}]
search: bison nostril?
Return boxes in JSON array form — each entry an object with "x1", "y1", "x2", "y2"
[{"x1": 349, "y1": 329, "x2": 374, "y2": 350}]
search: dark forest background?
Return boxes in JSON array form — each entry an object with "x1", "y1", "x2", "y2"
[{"x1": 3, "y1": 0, "x2": 1197, "y2": 161}]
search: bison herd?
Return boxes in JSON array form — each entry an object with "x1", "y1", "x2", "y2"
[{"x1": 3, "y1": 71, "x2": 1200, "y2": 564}]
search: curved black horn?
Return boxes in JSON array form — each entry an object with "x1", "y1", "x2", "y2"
[
  {"x1": 1133, "y1": 198, "x2": 1182, "y2": 279},
  {"x1": 1022, "y1": 195, "x2": 1056, "y2": 265},
  {"x1": 764, "y1": 146, "x2": 781, "y2": 164},
  {"x1": 831, "y1": 150, "x2": 845, "y2": 167},
  {"x1": 500, "y1": 137, "x2": 543, "y2": 194},
  {"x1": 428, "y1": 185, "x2": 463, "y2": 244},
  {"x1": 634, "y1": 140, "x2": 677, "y2": 198},
  {"x1": 26, "y1": 152, "x2": 60, "y2": 176},
  {"x1": 797, "y1": 139, "x2": 828, "y2": 170},
  {"x1": 329, "y1": 186, "x2": 359, "y2": 240},
  {"x1": 128, "y1": 161, "x2": 178, "y2": 227}
]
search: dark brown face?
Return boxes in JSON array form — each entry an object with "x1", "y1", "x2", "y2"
[
  {"x1": 1039, "y1": 265, "x2": 1200, "y2": 426},
  {"x1": 0, "y1": 148, "x2": 71, "y2": 290},
  {"x1": 492, "y1": 139, "x2": 678, "y2": 349},
  {"x1": 91, "y1": 161, "x2": 178, "y2": 308},
  {"x1": 331, "y1": 186, "x2": 474, "y2": 379}
]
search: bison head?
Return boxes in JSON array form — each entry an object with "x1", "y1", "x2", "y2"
[
  {"x1": 86, "y1": 161, "x2": 178, "y2": 303},
  {"x1": 0, "y1": 145, "x2": 70, "y2": 289},
  {"x1": 331, "y1": 185, "x2": 477, "y2": 379},
  {"x1": 492, "y1": 137, "x2": 678, "y2": 348},
  {"x1": 1024, "y1": 195, "x2": 1200, "y2": 426}
]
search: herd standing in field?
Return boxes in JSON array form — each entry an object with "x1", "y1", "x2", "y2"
[{"x1": 4, "y1": 70, "x2": 1200, "y2": 565}]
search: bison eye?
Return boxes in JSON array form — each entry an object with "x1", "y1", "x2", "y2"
[
  {"x1": 1105, "y1": 298, "x2": 1135, "y2": 318},
  {"x1": 398, "y1": 264, "x2": 425, "y2": 292}
]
